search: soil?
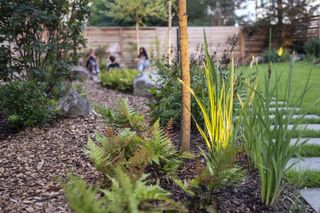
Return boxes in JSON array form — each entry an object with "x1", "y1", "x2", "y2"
[{"x1": 0, "y1": 80, "x2": 315, "y2": 213}]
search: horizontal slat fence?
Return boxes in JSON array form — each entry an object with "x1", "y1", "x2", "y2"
[{"x1": 83, "y1": 27, "x2": 244, "y2": 67}]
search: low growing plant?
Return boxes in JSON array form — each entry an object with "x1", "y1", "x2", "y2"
[
  {"x1": 304, "y1": 37, "x2": 320, "y2": 59},
  {"x1": 100, "y1": 69, "x2": 138, "y2": 92},
  {"x1": 64, "y1": 167, "x2": 180, "y2": 213},
  {"x1": 0, "y1": 81, "x2": 55, "y2": 127}
]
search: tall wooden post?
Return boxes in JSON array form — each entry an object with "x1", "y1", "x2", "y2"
[
  {"x1": 178, "y1": 0, "x2": 191, "y2": 152},
  {"x1": 168, "y1": 0, "x2": 173, "y2": 65},
  {"x1": 239, "y1": 30, "x2": 246, "y2": 64}
]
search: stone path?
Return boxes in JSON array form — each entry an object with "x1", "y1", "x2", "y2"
[{"x1": 239, "y1": 93, "x2": 320, "y2": 212}]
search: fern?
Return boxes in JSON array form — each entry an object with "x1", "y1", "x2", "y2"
[
  {"x1": 64, "y1": 176, "x2": 106, "y2": 213},
  {"x1": 94, "y1": 99, "x2": 147, "y2": 132},
  {"x1": 102, "y1": 167, "x2": 178, "y2": 213}
]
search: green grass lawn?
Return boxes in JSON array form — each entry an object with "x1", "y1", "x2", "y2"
[{"x1": 237, "y1": 61, "x2": 320, "y2": 115}]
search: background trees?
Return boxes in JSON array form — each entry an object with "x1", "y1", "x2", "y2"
[{"x1": 105, "y1": 0, "x2": 167, "y2": 53}]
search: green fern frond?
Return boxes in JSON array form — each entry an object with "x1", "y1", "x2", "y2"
[
  {"x1": 64, "y1": 175, "x2": 105, "y2": 213},
  {"x1": 86, "y1": 138, "x2": 106, "y2": 171}
]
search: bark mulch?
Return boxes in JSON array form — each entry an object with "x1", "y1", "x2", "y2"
[
  {"x1": 0, "y1": 80, "x2": 315, "y2": 212},
  {"x1": 0, "y1": 80, "x2": 149, "y2": 212}
]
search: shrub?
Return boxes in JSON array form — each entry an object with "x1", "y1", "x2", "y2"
[
  {"x1": 304, "y1": 37, "x2": 320, "y2": 58},
  {"x1": 148, "y1": 57, "x2": 207, "y2": 127},
  {"x1": 100, "y1": 69, "x2": 138, "y2": 92},
  {"x1": 0, "y1": 81, "x2": 55, "y2": 127},
  {"x1": 0, "y1": 0, "x2": 89, "y2": 95}
]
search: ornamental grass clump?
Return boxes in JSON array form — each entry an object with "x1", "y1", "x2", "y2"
[
  {"x1": 179, "y1": 36, "x2": 242, "y2": 190},
  {"x1": 239, "y1": 62, "x2": 310, "y2": 206}
]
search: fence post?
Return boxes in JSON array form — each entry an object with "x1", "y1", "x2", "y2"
[
  {"x1": 239, "y1": 29, "x2": 246, "y2": 64},
  {"x1": 318, "y1": 17, "x2": 320, "y2": 38}
]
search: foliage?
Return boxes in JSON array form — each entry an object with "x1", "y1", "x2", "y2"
[
  {"x1": 89, "y1": 99, "x2": 190, "y2": 179},
  {"x1": 239, "y1": 62, "x2": 310, "y2": 205},
  {"x1": 0, "y1": 81, "x2": 55, "y2": 127},
  {"x1": 262, "y1": 48, "x2": 290, "y2": 63},
  {"x1": 286, "y1": 170, "x2": 320, "y2": 188},
  {"x1": 94, "y1": 99, "x2": 147, "y2": 132},
  {"x1": 192, "y1": 147, "x2": 244, "y2": 191},
  {"x1": 100, "y1": 69, "x2": 138, "y2": 92},
  {"x1": 148, "y1": 53, "x2": 207, "y2": 127},
  {"x1": 254, "y1": 0, "x2": 319, "y2": 47},
  {"x1": 297, "y1": 144, "x2": 320, "y2": 157},
  {"x1": 304, "y1": 37, "x2": 320, "y2": 59},
  {"x1": 0, "y1": 0, "x2": 89, "y2": 95},
  {"x1": 180, "y1": 38, "x2": 236, "y2": 152},
  {"x1": 65, "y1": 167, "x2": 178, "y2": 213}
]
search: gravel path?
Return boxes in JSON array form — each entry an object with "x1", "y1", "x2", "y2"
[{"x1": 0, "y1": 80, "x2": 149, "y2": 212}]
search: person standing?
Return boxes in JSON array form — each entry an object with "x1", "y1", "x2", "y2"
[{"x1": 137, "y1": 47, "x2": 150, "y2": 71}]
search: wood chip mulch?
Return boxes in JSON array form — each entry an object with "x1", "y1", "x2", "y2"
[{"x1": 0, "y1": 80, "x2": 149, "y2": 212}]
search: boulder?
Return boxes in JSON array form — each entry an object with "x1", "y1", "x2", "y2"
[
  {"x1": 57, "y1": 90, "x2": 91, "y2": 117},
  {"x1": 292, "y1": 53, "x2": 305, "y2": 62},
  {"x1": 133, "y1": 68, "x2": 162, "y2": 97},
  {"x1": 70, "y1": 66, "x2": 89, "y2": 80}
]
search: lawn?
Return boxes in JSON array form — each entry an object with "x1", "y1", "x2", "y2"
[{"x1": 237, "y1": 61, "x2": 320, "y2": 115}]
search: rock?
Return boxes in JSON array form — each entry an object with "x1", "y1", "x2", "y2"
[
  {"x1": 133, "y1": 68, "x2": 162, "y2": 97},
  {"x1": 70, "y1": 66, "x2": 89, "y2": 80},
  {"x1": 57, "y1": 90, "x2": 91, "y2": 117},
  {"x1": 291, "y1": 53, "x2": 305, "y2": 62}
]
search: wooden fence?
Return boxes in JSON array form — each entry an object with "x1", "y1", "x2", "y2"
[
  {"x1": 83, "y1": 27, "x2": 245, "y2": 67},
  {"x1": 83, "y1": 18, "x2": 320, "y2": 67}
]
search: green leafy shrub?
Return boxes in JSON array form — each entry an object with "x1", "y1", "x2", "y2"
[
  {"x1": 65, "y1": 167, "x2": 179, "y2": 213},
  {"x1": 0, "y1": 0, "x2": 89, "y2": 95},
  {"x1": 148, "y1": 57, "x2": 207, "y2": 127},
  {"x1": 0, "y1": 81, "x2": 55, "y2": 127},
  {"x1": 100, "y1": 69, "x2": 138, "y2": 92},
  {"x1": 262, "y1": 48, "x2": 290, "y2": 63},
  {"x1": 304, "y1": 37, "x2": 320, "y2": 58}
]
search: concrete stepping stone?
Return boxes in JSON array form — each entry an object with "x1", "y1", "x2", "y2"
[
  {"x1": 271, "y1": 124, "x2": 320, "y2": 131},
  {"x1": 269, "y1": 107, "x2": 300, "y2": 112},
  {"x1": 268, "y1": 114, "x2": 320, "y2": 120},
  {"x1": 270, "y1": 101, "x2": 287, "y2": 106},
  {"x1": 290, "y1": 138, "x2": 320, "y2": 146},
  {"x1": 300, "y1": 188, "x2": 320, "y2": 213},
  {"x1": 287, "y1": 157, "x2": 320, "y2": 171},
  {"x1": 291, "y1": 124, "x2": 320, "y2": 131}
]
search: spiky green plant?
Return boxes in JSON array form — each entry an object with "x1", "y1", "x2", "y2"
[{"x1": 239, "y1": 61, "x2": 310, "y2": 205}]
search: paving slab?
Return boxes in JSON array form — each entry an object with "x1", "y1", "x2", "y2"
[
  {"x1": 287, "y1": 157, "x2": 320, "y2": 171},
  {"x1": 300, "y1": 188, "x2": 320, "y2": 213},
  {"x1": 292, "y1": 124, "x2": 320, "y2": 131},
  {"x1": 272, "y1": 124, "x2": 320, "y2": 131},
  {"x1": 270, "y1": 101, "x2": 287, "y2": 106},
  {"x1": 268, "y1": 114, "x2": 320, "y2": 120},
  {"x1": 269, "y1": 107, "x2": 300, "y2": 112},
  {"x1": 290, "y1": 138, "x2": 320, "y2": 146}
]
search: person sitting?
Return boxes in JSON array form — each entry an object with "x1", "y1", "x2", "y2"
[
  {"x1": 107, "y1": 55, "x2": 120, "y2": 70},
  {"x1": 137, "y1": 47, "x2": 150, "y2": 72},
  {"x1": 86, "y1": 48, "x2": 99, "y2": 75}
]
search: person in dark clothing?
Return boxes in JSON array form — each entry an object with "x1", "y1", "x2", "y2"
[
  {"x1": 86, "y1": 48, "x2": 99, "y2": 74},
  {"x1": 107, "y1": 55, "x2": 120, "y2": 70}
]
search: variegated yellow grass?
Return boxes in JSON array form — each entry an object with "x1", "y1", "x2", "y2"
[{"x1": 179, "y1": 51, "x2": 235, "y2": 152}]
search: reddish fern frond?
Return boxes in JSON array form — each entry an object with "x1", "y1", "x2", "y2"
[{"x1": 164, "y1": 118, "x2": 174, "y2": 140}]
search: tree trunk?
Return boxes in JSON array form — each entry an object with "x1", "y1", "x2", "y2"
[
  {"x1": 277, "y1": 0, "x2": 283, "y2": 47},
  {"x1": 168, "y1": 0, "x2": 173, "y2": 65},
  {"x1": 136, "y1": 19, "x2": 140, "y2": 55},
  {"x1": 178, "y1": 0, "x2": 191, "y2": 152}
]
